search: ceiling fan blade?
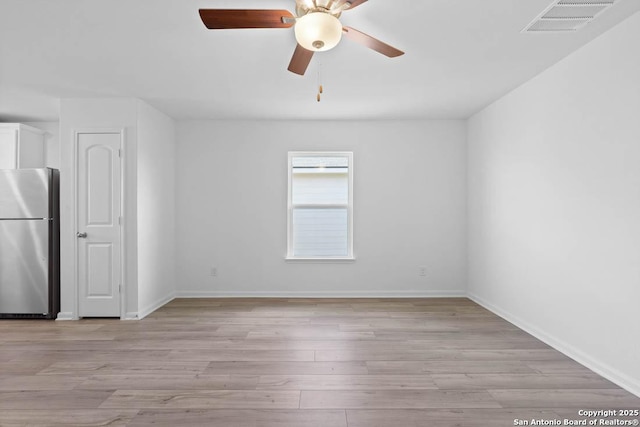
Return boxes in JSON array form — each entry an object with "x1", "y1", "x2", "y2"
[
  {"x1": 199, "y1": 9, "x2": 295, "y2": 29},
  {"x1": 288, "y1": 44, "x2": 314, "y2": 76},
  {"x1": 345, "y1": 0, "x2": 368, "y2": 10},
  {"x1": 342, "y1": 26, "x2": 404, "y2": 58}
]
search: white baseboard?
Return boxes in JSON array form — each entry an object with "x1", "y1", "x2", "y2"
[
  {"x1": 175, "y1": 290, "x2": 467, "y2": 298},
  {"x1": 56, "y1": 311, "x2": 142, "y2": 320},
  {"x1": 123, "y1": 311, "x2": 139, "y2": 320},
  {"x1": 138, "y1": 292, "x2": 176, "y2": 319},
  {"x1": 468, "y1": 292, "x2": 640, "y2": 398},
  {"x1": 55, "y1": 312, "x2": 76, "y2": 321}
]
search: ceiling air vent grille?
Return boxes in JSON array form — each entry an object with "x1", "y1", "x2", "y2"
[{"x1": 523, "y1": 0, "x2": 616, "y2": 33}]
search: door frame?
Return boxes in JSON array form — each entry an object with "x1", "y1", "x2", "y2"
[{"x1": 72, "y1": 128, "x2": 126, "y2": 319}]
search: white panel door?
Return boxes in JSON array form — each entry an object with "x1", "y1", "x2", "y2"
[{"x1": 77, "y1": 132, "x2": 122, "y2": 317}]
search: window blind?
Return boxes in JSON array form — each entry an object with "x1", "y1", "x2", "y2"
[{"x1": 289, "y1": 154, "x2": 352, "y2": 258}]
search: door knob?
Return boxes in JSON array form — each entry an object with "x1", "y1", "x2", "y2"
[{"x1": 77, "y1": 232, "x2": 87, "y2": 238}]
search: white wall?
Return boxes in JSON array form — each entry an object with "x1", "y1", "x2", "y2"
[
  {"x1": 137, "y1": 101, "x2": 176, "y2": 317},
  {"x1": 468, "y1": 12, "x2": 640, "y2": 396},
  {"x1": 176, "y1": 120, "x2": 467, "y2": 297},
  {"x1": 59, "y1": 98, "x2": 139, "y2": 319}
]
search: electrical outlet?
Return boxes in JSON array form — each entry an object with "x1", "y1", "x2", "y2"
[
  {"x1": 419, "y1": 267, "x2": 427, "y2": 277},
  {"x1": 210, "y1": 267, "x2": 217, "y2": 277}
]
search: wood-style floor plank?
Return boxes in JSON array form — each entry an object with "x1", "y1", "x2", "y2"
[
  {"x1": 0, "y1": 297, "x2": 637, "y2": 425},
  {"x1": 300, "y1": 390, "x2": 501, "y2": 409},
  {"x1": 166, "y1": 349, "x2": 315, "y2": 362},
  {"x1": 315, "y1": 348, "x2": 567, "y2": 362},
  {"x1": 127, "y1": 409, "x2": 347, "y2": 427},
  {"x1": 246, "y1": 328, "x2": 376, "y2": 340},
  {"x1": 38, "y1": 361, "x2": 210, "y2": 376},
  {"x1": 366, "y1": 360, "x2": 537, "y2": 374},
  {"x1": 0, "y1": 409, "x2": 139, "y2": 426},
  {"x1": 77, "y1": 374, "x2": 259, "y2": 391},
  {"x1": 100, "y1": 390, "x2": 301, "y2": 409},
  {"x1": 256, "y1": 374, "x2": 438, "y2": 390},
  {"x1": 0, "y1": 390, "x2": 113, "y2": 409},
  {"x1": 204, "y1": 361, "x2": 369, "y2": 375},
  {"x1": 3, "y1": 349, "x2": 171, "y2": 363},
  {"x1": 0, "y1": 374, "x2": 85, "y2": 391},
  {"x1": 525, "y1": 359, "x2": 595, "y2": 374},
  {"x1": 0, "y1": 360, "x2": 55, "y2": 376},
  {"x1": 432, "y1": 373, "x2": 618, "y2": 390}
]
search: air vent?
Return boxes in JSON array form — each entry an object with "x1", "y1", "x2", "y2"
[{"x1": 523, "y1": 0, "x2": 616, "y2": 33}]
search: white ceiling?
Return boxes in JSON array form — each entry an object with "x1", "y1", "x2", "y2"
[{"x1": 1, "y1": 0, "x2": 639, "y2": 122}]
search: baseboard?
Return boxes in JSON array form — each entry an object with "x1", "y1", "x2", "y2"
[
  {"x1": 55, "y1": 312, "x2": 76, "y2": 321},
  {"x1": 468, "y1": 292, "x2": 640, "y2": 398},
  {"x1": 123, "y1": 311, "x2": 139, "y2": 320},
  {"x1": 138, "y1": 292, "x2": 176, "y2": 319},
  {"x1": 175, "y1": 290, "x2": 467, "y2": 298}
]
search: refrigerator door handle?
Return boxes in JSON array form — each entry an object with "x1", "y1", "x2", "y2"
[{"x1": 77, "y1": 232, "x2": 87, "y2": 238}]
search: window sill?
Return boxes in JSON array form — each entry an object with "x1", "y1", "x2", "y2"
[{"x1": 285, "y1": 257, "x2": 356, "y2": 263}]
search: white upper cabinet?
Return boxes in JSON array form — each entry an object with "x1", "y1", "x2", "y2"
[{"x1": 0, "y1": 124, "x2": 45, "y2": 169}]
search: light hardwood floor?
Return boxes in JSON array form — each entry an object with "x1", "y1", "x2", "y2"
[{"x1": 0, "y1": 298, "x2": 638, "y2": 426}]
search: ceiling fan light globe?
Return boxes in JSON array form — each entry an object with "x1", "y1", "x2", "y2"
[{"x1": 294, "y1": 12, "x2": 342, "y2": 52}]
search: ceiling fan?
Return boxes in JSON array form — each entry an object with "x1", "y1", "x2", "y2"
[{"x1": 199, "y1": 0, "x2": 404, "y2": 76}]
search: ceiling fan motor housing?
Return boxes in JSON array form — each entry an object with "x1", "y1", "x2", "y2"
[{"x1": 295, "y1": 0, "x2": 344, "y2": 19}]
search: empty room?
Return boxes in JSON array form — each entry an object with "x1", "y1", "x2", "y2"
[{"x1": 0, "y1": 0, "x2": 639, "y2": 426}]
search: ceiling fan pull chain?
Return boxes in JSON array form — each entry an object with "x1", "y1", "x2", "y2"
[{"x1": 317, "y1": 62, "x2": 323, "y2": 101}]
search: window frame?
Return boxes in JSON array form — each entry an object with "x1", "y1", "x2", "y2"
[{"x1": 286, "y1": 151, "x2": 354, "y2": 261}]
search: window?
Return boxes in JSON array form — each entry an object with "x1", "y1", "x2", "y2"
[{"x1": 287, "y1": 152, "x2": 354, "y2": 260}]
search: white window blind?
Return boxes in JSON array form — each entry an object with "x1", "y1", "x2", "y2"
[{"x1": 287, "y1": 153, "x2": 353, "y2": 259}]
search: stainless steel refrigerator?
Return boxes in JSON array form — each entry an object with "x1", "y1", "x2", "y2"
[{"x1": 0, "y1": 168, "x2": 60, "y2": 319}]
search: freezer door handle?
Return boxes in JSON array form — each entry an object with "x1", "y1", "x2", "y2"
[{"x1": 77, "y1": 232, "x2": 87, "y2": 238}]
